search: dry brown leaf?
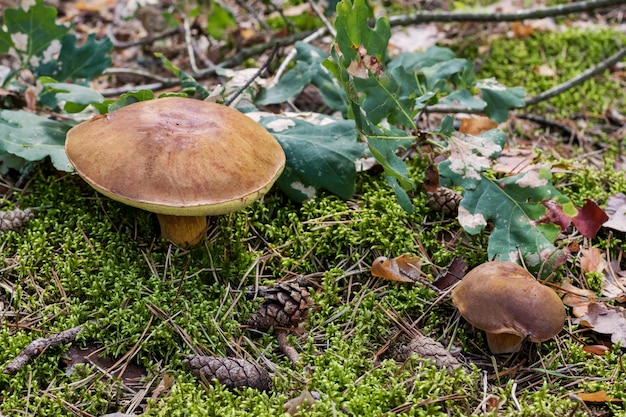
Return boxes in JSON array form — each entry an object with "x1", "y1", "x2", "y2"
[
  {"x1": 600, "y1": 272, "x2": 626, "y2": 303},
  {"x1": 458, "y1": 116, "x2": 498, "y2": 136},
  {"x1": 492, "y1": 147, "x2": 537, "y2": 174},
  {"x1": 150, "y1": 374, "x2": 175, "y2": 400},
  {"x1": 561, "y1": 278, "x2": 596, "y2": 318},
  {"x1": 283, "y1": 390, "x2": 316, "y2": 415},
  {"x1": 575, "y1": 302, "x2": 626, "y2": 345},
  {"x1": 371, "y1": 255, "x2": 423, "y2": 283},
  {"x1": 604, "y1": 193, "x2": 626, "y2": 233},
  {"x1": 511, "y1": 21, "x2": 535, "y2": 38},
  {"x1": 533, "y1": 64, "x2": 557, "y2": 78},
  {"x1": 576, "y1": 390, "x2": 622, "y2": 403},
  {"x1": 582, "y1": 344, "x2": 609, "y2": 356},
  {"x1": 579, "y1": 247, "x2": 607, "y2": 274}
]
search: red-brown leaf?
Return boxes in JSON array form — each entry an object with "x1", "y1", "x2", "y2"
[{"x1": 572, "y1": 199, "x2": 609, "y2": 238}]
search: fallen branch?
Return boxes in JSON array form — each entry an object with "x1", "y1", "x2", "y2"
[
  {"x1": 3, "y1": 324, "x2": 84, "y2": 375},
  {"x1": 388, "y1": 0, "x2": 626, "y2": 25},
  {"x1": 524, "y1": 45, "x2": 626, "y2": 106}
]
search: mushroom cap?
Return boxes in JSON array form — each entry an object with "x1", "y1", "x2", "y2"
[
  {"x1": 65, "y1": 97, "x2": 286, "y2": 216},
  {"x1": 451, "y1": 261, "x2": 565, "y2": 346}
]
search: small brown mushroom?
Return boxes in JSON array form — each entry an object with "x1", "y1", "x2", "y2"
[
  {"x1": 65, "y1": 97, "x2": 286, "y2": 247},
  {"x1": 451, "y1": 261, "x2": 565, "y2": 354}
]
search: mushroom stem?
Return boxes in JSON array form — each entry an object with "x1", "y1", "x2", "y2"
[
  {"x1": 156, "y1": 214, "x2": 207, "y2": 247},
  {"x1": 486, "y1": 333, "x2": 525, "y2": 354}
]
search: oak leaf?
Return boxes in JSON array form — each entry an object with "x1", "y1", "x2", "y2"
[
  {"x1": 575, "y1": 302, "x2": 626, "y2": 345},
  {"x1": 371, "y1": 255, "x2": 423, "y2": 283}
]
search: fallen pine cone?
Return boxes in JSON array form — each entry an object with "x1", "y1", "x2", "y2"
[
  {"x1": 246, "y1": 282, "x2": 313, "y2": 331},
  {"x1": 427, "y1": 187, "x2": 462, "y2": 216},
  {"x1": 0, "y1": 208, "x2": 34, "y2": 232},
  {"x1": 183, "y1": 355, "x2": 272, "y2": 391}
]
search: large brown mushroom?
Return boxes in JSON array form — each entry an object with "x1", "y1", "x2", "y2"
[
  {"x1": 65, "y1": 97, "x2": 286, "y2": 247},
  {"x1": 451, "y1": 261, "x2": 565, "y2": 354}
]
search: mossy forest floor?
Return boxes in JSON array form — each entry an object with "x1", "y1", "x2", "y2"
[{"x1": 2, "y1": 1, "x2": 626, "y2": 416}]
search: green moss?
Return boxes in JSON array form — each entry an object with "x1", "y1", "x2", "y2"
[
  {"x1": 454, "y1": 28, "x2": 626, "y2": 118},
  {"x1": 1, "y1": 145, "x2": 623, "y2": 416}
]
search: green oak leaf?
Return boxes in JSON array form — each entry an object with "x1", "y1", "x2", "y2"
[
  {"x1": 335, "y1": 0, "x2": 390, "y2": 62},
  {"x1": 0, "y1": 0, "x2": 69, "y2": 67},
  {"x1": 257, "y1": 114, "x2": 365, "y2": 202},
  {"x1": 0, "y1": 110, "x2": 72, "y2": 171},
  {"x1": 478, "y1": 78, "x2": 526, "y2": 123},
  {"x1": 42, "y1": 81, "x2": 105, "y2": 113},
  {"x1": 52, "y1": 33, "x2": 113, "y2": 81},
  {"x1": 457, "y1": 166, "x2": 571, "y2": 273}
]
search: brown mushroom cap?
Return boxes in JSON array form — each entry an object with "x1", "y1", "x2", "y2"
[
  {"x1": 451, "y1": 261, "x2": 565, "y2": 354},
  {"x1": 65, "y1": 97, "x2": 285, "y2": 247},
  {"x1": 65, "y1": 97, "x2": 286, "y2": 216}
]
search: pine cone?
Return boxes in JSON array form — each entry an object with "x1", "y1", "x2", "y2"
[
  {"x1": 183, "y1": 355, "x2": 272, "y2": 391},
  {"x1": 246, "y1": 282, "x2": 313, "y2": 331},
  {"x1": 427, "y1": 187, "x2": 462, "y2": 216},
  {"x1": 0, "y1": 208, "x2": 34, "y2": 232}
]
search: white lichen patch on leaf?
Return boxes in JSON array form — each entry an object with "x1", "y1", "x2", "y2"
[
  {"x1": 458, "y1": 206, "x2": 487, "y2": 230},
  {"x1": 515, "y1": 166, "x2": 549, "y2": 188},
  {"x1": 11, "y1": 33, "x2": 28, "y2": 53},
  {"x1": 265, "y1": 118, "x2": 296, "y2": 132},
  {"x1": 291, "y1": 182, "x2": 316, "y2": 200},
  {"x1": 476, "y1": 78, "x2": 507, "y2": 91},
  {"x1": 41, "y1": 39, "x2": 62, "y2": 63},
  {"x1": 446, "y1": 133, "x2": 503, "y2": 180}
]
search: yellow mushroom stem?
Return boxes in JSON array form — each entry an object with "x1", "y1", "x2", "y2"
[
  {"x1": 486, "y1": 333, "x2": 525, "y2": 355},
  {"x1": 156, "y1": 214, "x2": 207, "y2": 248}
]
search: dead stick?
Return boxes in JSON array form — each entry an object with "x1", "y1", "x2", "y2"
[
  {"x1": 3, "y1": 324, "x2": 84, "y2": 375},
  {"x1": 276, "y1": 330, "x2": 300, "y2": 366}
]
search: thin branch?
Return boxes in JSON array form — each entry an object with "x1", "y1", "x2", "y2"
[
  {"x1": 307, "y1": 0, "x2": 336, "y2": 37},
  {"x1": 388, "y1": 0, "x2": 626, "y2": 25},
  {"x1": 100, "y1": 30, "x2": 317, "y2": 97},
  {"x1": 276, "y1": 330, "x2": 300, "y2": 365},
  {"x1": 269, "y1": 26, "x2": 328, "y2": 88},
  {"x1": 103, "y1": 67, "x2": 172, "y2": 83},
  {"x1": 183, "y1": 15, "x2": 199, "y2": 73},
  {"x1": 525, "y1": 45, "x2": 626, "y2": 106},
  {"x1": 224, "y1": 43, "x2": 279, "y2": 107},
  {"x1": 99, "y1": 0, "x2": 623, "y2": 97},
  {"x1": 234, "y1": 0, "x2": 272, "y2": 32},
  {"x1": 3, "y1": 325, "x2": 85, "y2": 375},
  {"x1": 106, "y1": 25, "x2": 182, "y2": 49}
]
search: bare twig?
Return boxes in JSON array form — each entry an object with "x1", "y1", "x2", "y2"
[
  {"x1": 276, "y1": 330, "x2": 300, "y2": 365},
  {"x1": 388, "y1": 0, "x2": 626, "y2": 25},
  {"x1": 100, "y1": 0, "x2": 624, "y2": 99},
  {"x1": 100, "y1": 30, "x2": 316, "y2": 96},
  {"x1": 307, "y1": 0, "x2": 336, "y2": 37},
  {"x1": 106, "y1": 24, "x2": 182, "y2": 49},
  {"x1": 525, "y1": 45, "x2": 626, "y2": 106},
  {"x1": 269, "y1": 26, "x2": 328, "y2": 88},
  {"x1": 234, "y1": 0, "x2": 272, "y2": 32},
  {"x1": 183, "y1": 15, "x2": 199, "y2": 73},
  {"x1": 224, "y1": 43, "x2": 279, "y2": 107},
  {"x1": 3, "y1": 325, "x2": 85, "y2": 375}
]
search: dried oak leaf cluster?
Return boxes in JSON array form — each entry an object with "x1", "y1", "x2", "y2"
[
  {"x1": 183, "y1": 355, "x2": 272, "y2": 391},
  {"x1": 246, "y1": 282, "x2": 313, "y2": 330}
]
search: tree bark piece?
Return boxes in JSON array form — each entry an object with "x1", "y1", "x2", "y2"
[
  {"x1": 3, "y1": 325, "x2": 83, "y2": 375},
  {"x1": 390, "y1": 332, "x2": 462, "y2": 371}
]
